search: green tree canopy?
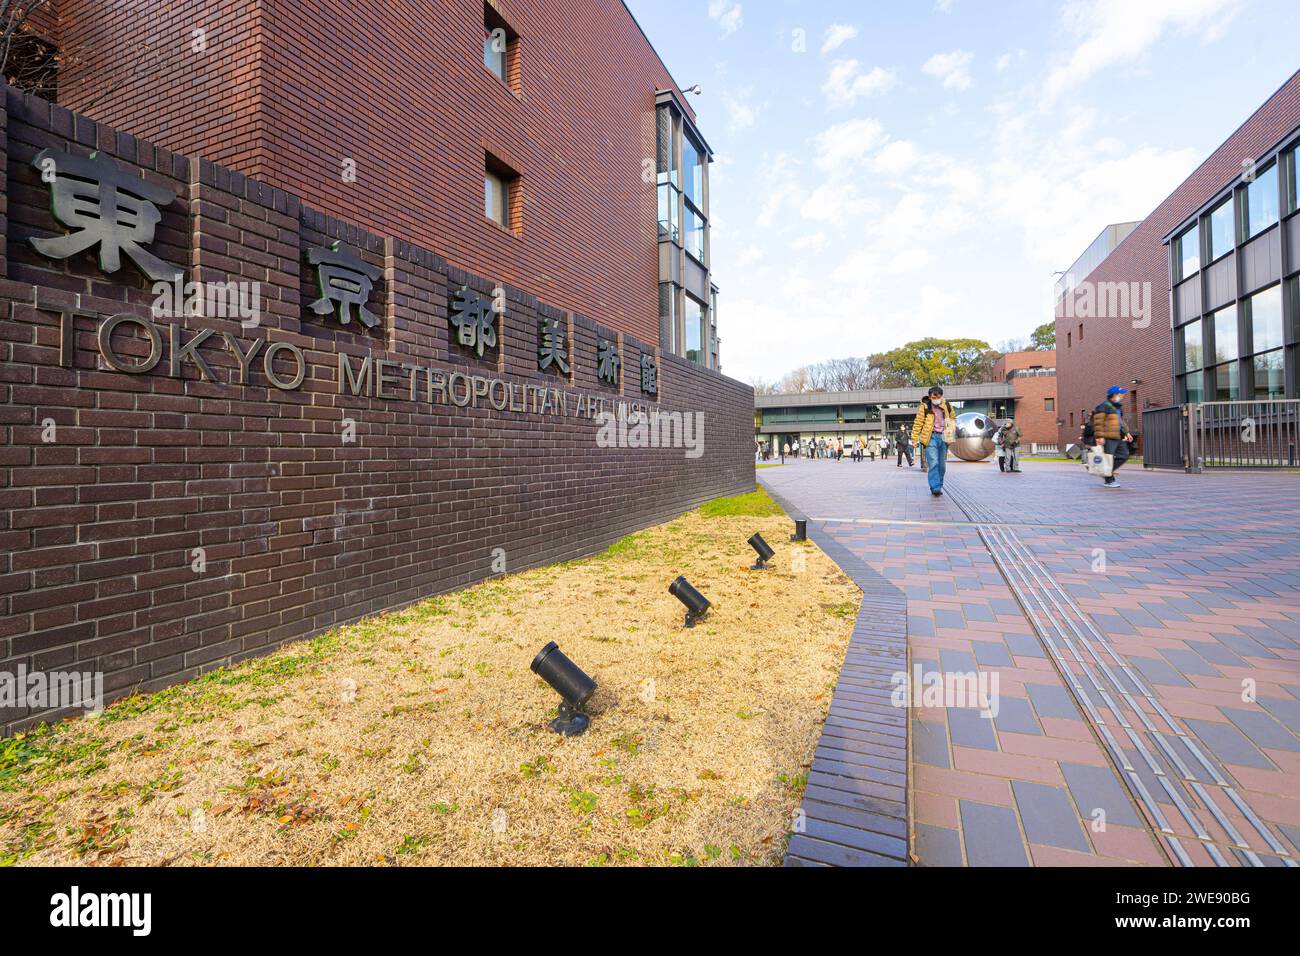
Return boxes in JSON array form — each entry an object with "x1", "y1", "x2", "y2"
[
  {"x1": 1030, "y1": 321, "x2": 1056, "y2": 351},
  {"x1": 876, "y1": 337, "x2": 994, "y2": 387}
]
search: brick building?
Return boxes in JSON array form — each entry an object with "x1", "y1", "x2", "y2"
[
  {"x1": 1056, "y1": 70, "x2": 1300, "y2": 449},
  {"x1": 34, "y1": 0, "x2": 721, "y2": 366},
  {"x1": 991, "y1": 350, "x2": 1057, "y2": 448},
  {"x1": 0, "y1": 0, "x2": 752, "y2": 733}
]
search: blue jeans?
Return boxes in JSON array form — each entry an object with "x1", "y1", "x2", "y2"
[{"x1": 926, "y1": 435, "x2": 947, "y2": 492}]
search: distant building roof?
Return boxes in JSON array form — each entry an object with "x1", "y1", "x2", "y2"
[{"x1": 1054, "y1": 222, "x2": 1140, "y2": 301}]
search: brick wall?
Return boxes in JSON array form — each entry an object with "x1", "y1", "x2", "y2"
[
  {"x1": 1056, "y1": 70, "x2": 1300, "y2": 449},
  {"x1": 50, "y1": 0, "x2": 689, "y2": 347},
  {"x1": 992, "y1": 350, "x2": 1058, "y2": 446},
  {"x1": 0, "y1": 86, "x2": 754, "y2": 734}
]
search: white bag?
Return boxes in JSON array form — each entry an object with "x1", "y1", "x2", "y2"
[{"x1": 1085, "y1": 445, "x2": 1113, "y2": 477}]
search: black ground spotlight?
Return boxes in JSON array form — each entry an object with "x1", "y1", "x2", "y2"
[
  {"x1": 791, "y1": 518, "x2": 807, "y2": 542},
  {"x1": 748, "y1": 532, "x2": 775, "y2": 570},
  {"x1": 669, "y1": 575, "x2": 710, "y2": 628},
  {"x1": 530, "y1": 641, "x2": 597, "y2": 737}
]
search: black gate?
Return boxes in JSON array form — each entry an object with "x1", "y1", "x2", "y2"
[{"x1": 1141, "y1": 406, "x2": 1185, "y2": 470}]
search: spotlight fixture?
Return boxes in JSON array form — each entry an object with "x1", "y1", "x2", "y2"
[
  {"x1": 748, "y1": 532, "x2": 775, "y2": 570},
  {"x1": 790, "y1": 519, "x2": 807, "y2": 543},
  {"x1": 530, "y1": 641, "x2": 597, "y2": 737},
  {"x1": 669, "y1": 575, "x2": 710, "y2": 628}
]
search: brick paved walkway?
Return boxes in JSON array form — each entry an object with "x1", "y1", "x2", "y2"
[{"x1": 761, "y1": 456, "x2": 1300, "y2": 867}]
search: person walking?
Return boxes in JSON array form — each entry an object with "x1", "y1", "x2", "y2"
[
  {"x1": 881, "y1": 435, "x2": 891, "y2": 460},
  {"x1": 781, "y1": 442, "x2": 788, "y2": 464},
  {"x1": 1090, "y1": 386, "x2": 1135, "y2": 488},
  {"x1": 911, "y1": 386, "x2": 955, "y2": 497},
  {"x1": 1000, "y1": 419, "x2": 1022, "y2": 473},
  {"x1": 993, "y1": 425, "x2": 1007, "y2": 472},
  {"x1": 867, "y1": 434, "x2": 880, "y2": 461},
  {"x1": 895, "y1": 425, "x2": 914, "y2": 467}
]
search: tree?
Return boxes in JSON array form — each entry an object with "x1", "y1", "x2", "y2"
[
  {"x1": 876, "y1": 337, "x2": 994, "y2": 387},
  {"x1": 1030, "y1": 321, "x2": 1056, "y2": 351},
  {"x1": 1, "y1": 1, "x2": 55, "y2": 97}
]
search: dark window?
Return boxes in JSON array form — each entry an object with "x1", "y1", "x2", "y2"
[
  {"x1": 484, "y1": 153, "x2": 520, "y2": 233},
  {"x1": 1208, "y1": 198, "x2": 1233, "y2": 261},
  {"x1": 483, "y1": 3, "x2": 519, "y2": 92},
  {"x1": 1241, "y1": 162, "x2": 1279, "y2": 240},
  {"x1": 1176, "y1": 223, "x2": 1200, "y2": 280},
  {"x1": 1044, "y1": 398, "x2": 1055, "y2": 412}
]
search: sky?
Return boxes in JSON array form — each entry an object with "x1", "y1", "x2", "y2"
[{"x1": 625, "y1": 0, "x2": 1299, "y2": 387}]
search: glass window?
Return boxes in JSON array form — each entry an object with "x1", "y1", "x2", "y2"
[
  {"x1": 1213, "y1": 362, "x2": 1239, "y2": 401},
  {"x1": 656, "y1": 107, "x2": 676, "y2": 186},
  {"x1": 1178, "y1": 318, "x2": 1202, "y2": 372},
  {"x1": 1247, "y1": 285, "x2": 1283, "y2": 354},
  {"x1": 684, "y1": 204, "x2": 705, "y2": 262},
  {"x1": 1242, "y1": 162, "x2": 1279, "y2": 240},
  {"x1": 1253, "y1": 350, "x2": 1285, "y2": 399},
  {"x1": 1176, "y1": 223, "x2": 1199, "y2": 280},
  {"x1": 1182, "y1": 371, "x2": 1204, "y2": 404},
  {"x1": 1286, "y1": 146, "x2": 1299, "y2": 216},
  {"x1": 1212, "y1": 305, "x2": 1237, "y2": 363},
  {"x1": 482, "y1": 4, "x2": 514, "y2": 85},
  {"x1": 684, "y1": 295, "x2": 704, "y2": 366},
  {"x1": 1208, "y1": 199, "x2": 1234, "y2": 261},
  {"x1": 658, "y1": 283, "x2": 677, "y2": 354},
  {"x1": 683, "y1": 135, "x2": 705, "y2": 210},
  {"x1": 657, "y1": 184, "x2": 679, "y2": 242},
  {"x1": 485, "y1": 169, "x2": 506, "y2": 225},
  {"x1": 1044, "y1": 398, "x2": 1055, "y2": 411}
]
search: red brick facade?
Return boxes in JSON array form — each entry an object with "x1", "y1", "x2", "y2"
[
  {"x1": 992, "y1": 350, "x2": 1057, "y2": 446},
  {"x1": 48, "y1": 0, "x2": 687, "y2": 346},
  {"x1": 0, "y1": 85, "x2": 753, "y2": 734},
  {"x1": 1056, "y1": 70, "x2": 1300, "y2": 449}
]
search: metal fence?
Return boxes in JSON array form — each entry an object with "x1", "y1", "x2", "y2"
[
  {"x1": 1143, "y1": 401, "x2": 1300, "y2": 471},
  {"x1": 1190, "y1": 401, "x2": 1300, "y2": 470}
]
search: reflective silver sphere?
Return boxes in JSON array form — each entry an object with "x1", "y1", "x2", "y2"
[{"x1": 950, "y1": 412, "x2": 996, "y2": 462}]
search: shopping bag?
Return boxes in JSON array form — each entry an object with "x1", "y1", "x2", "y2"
[
  {"x1": 942, "y1": 418, "x2": 956, "y2": 444},
  {"x1": 1085, "y1": 446, "x2": 1113, "y2": 477}
]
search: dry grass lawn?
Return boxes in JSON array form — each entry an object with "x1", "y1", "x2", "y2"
[{"x1": 0, "y1": 489, "x2": 860, "y2": 867}]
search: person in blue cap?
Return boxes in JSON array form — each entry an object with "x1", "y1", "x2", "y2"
[{"x1": 1090, "y1": 386, "x2": 1135, "y2": 487}]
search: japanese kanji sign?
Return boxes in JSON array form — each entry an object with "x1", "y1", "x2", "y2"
[
  {"x1": 450, "y1": 286, "x2": 498, "y2": 359},
  {"x1": 538, "y1": 317, "x2": 570, "y2": 374},
  {"x1": 305, "y1": 241, "x2": 382, "y2": 328},
  {"x1": 30, "y1": 148, "x2": 182, "y2": 282},
  {"x1": 640, "y1": 352, "x2": 658, "y2": 395},
  {"x1": 597, "y1": 338, "x2": 620, "y2": 387}
]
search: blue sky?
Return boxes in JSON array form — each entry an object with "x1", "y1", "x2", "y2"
[{"x1": 625, "y1": 0, "x2": 1299, "y2": 386}]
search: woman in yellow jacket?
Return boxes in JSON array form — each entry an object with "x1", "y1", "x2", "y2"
[{"x1": 911, "y1": 386, "x2": 956, "y2": 497}]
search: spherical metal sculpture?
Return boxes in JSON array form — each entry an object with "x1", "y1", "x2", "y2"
[{"x1": 950, "y1": 412, "x2": 996, "y2": 462}]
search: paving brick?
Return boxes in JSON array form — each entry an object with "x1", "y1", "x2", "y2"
[
  {"x1": 1012, "y1": 780, "x2": 1090, "y2": 852},
  {"x1": 959, "y1": 800, "x2": 1029, "y2": 867}
]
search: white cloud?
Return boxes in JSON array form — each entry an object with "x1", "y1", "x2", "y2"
[
  {"x1": 935, "y1": 0, "x2": 956, "y2": 12},
  {"x1": 1043, "y1": 0, "x2": 1241, "y2": 104},
  {"x1": 922, "y1": 50, "x2": 975, "y2": 91},
  {"x1": 994, "y1": 52, "x2": 1013, "y2": 72},
  {"x1": 813, "y1": 118, "x2": 887, "y2": 171},
  {"x1": 722, "y1": 88, "x2": 762, "y2": 131},
  {"x1": 822, "y1": 59, "x2": 897, "y2": 108},
  {"x1": 707, "y1": 0, "x2": 743, "y2": 36},
  {"x1": 821, "y1": 24, "x2": 858, "y2": 55},
  {"x1": 873, "y1": 140, "x2": 919, "y2": 175}
]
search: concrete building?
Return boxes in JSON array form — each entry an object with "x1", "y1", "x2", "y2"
[
  {"x1": 755, "y1": 383, "x2": 1015, "y2": 455},
  {"x1": 1056, "y1": 70, "x2": 1300, "y2": 449}
]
